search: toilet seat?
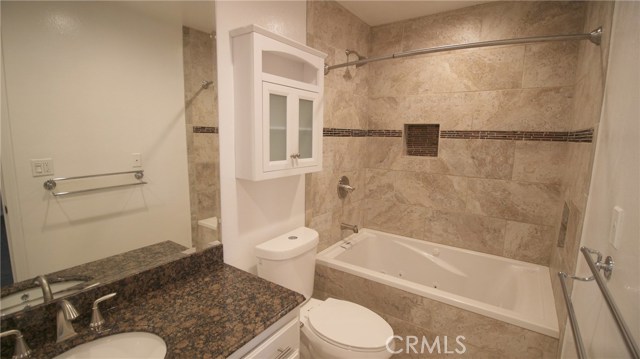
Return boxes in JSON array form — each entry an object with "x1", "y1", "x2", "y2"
[{"x1": 308, "y1": 298, "x2": 393, "y2": 352}]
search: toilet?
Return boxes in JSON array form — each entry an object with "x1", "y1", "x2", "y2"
[{"x1": 255, "y1": 227, "x2": 394, "y2": 359}]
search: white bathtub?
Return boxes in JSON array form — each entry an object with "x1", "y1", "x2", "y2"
[{"x1": 316, "y1": 229, "x2": 559, "y2": 338}]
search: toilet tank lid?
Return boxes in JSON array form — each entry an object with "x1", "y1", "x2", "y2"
[{"x1": 255, "y1": 227, "x2": 319, "y2": 260}]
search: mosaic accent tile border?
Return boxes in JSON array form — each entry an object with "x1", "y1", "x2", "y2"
[
  {"x1": 193, "y1": 126, "x2": 219, "y2": 134},
  {"x1": 323, "y1": 127, "x2": 593, "y2": 143},
  {"x1": 440, "y1": 128, "x2": 594, "y2": 143},
  {"x1": 323, "y1": 128, "x2": 402, "y2": 137}
]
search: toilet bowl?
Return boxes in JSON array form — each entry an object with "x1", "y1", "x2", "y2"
[
  {"x1": 300, "y1": 298, "x2": 393, "y2": 359},
  {"x1": 255, "y1": 227, "x2": 393, "y2": 359}
]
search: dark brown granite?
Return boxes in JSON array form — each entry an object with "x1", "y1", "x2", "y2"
[
  {"x1": 1, "y1": 241, "x2": 187, "y2": 300},
  {"x1": 1, "y1": 245, "x2": 305, "y2": 359}
]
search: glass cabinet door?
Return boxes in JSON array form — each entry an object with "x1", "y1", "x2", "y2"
[
  {"x1": 269, "y1": 93, "x2": 287, "y2": 162},
  {"x1": 298, "y1": 98, "x2": 313, "y2": 159},
  {"x1": 262, "y1": 82, "x2": 319, "y2": 173}
]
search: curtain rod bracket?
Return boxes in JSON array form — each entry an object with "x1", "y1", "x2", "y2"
[{"x1": 589, "y1": 27, "x2": 603, "y2": 45}]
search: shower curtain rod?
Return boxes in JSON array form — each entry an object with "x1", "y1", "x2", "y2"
[{"x1": 324, "y1": 27, "x2": 603, "y2": 75}]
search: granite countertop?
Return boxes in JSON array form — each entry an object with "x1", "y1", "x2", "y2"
[
  {"x1": 1, "y1": 245, "x2": 305, "y2": 359},
  {"x1": 1, "y1": 241, "x2": 188, "y2": 299}
]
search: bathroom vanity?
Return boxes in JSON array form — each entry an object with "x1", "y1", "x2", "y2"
[{"x1": 0, "y1": 245, "x2": 305, "y2": 358}]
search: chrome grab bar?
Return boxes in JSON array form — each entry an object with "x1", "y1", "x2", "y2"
[
  {"x1": 580, "y1": 247, "x2": 640, "y2": 359},
  {"x1": 558, "y1": 272, "x2": 587, "y2": 359},
  {"x1": 43, "y1": 170, "x2": 146, "y2": 197}
]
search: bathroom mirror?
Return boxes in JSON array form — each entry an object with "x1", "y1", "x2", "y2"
[{"x1": 0, "y1": 1, "x2": 220, "y2": 302}]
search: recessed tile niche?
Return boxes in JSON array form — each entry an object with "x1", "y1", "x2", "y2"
[{"x1": 405, "y1": 124, "x2": 440, "y2": 157}]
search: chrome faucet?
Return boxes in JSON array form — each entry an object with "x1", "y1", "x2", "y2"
[
  {"x1": 33, "y1": 275, "x2": 53, "y2": 302},
  {"x1": 340, "y1": 223, "x2": 359, "y2": 234},
  {"x1": 90, "y1": 293, "x2": 117, "y2": 332},
  {"x1": 0, "y1": 329, "x2": 32, "y2": 359},
  {"x1": 56, "y1": 299, "x2": 79, "y2": 343}
]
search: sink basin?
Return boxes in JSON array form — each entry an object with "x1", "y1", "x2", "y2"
[
  {"x1": 53, "y1": 332, "x2": 167, "y2": 359},
  {"x1": 1, "y1": 280, "x2": 86, "y2": 315}
]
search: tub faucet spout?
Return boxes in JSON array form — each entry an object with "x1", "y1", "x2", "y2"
[{"x1": 340, "y1": 223, "x2": 358, "y2": 234}]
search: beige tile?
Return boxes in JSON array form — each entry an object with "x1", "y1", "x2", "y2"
[
  {"x1": 369, "y1": 22, "x2": 403, "y2": 57},
  {"x1": 307, "y1": 169, "x2": 342, "y2": 215},
  {"x1": 424, "y1": 209, "x2": 507, "y2": 256},
  {"x1": 365, "y1": 168, "x2": 396, "y2": 202},
  {"x1": 308, "y1": 209, "x2": 341, "y2": 252},
  {"x1": 571, "y1": 72, "x2": 604, "y2": 130},
  {"x1": 504, "y1": 221, "x2": 555, "y2": 265},
  {"x1": 576, "y1": 2, "x2": 615, "y2": 81},
  {"x1": 323, "y1": 265, "x2": 558, "y2": 358},
  {"x1": 364, "y1": 198, "x2": 427, "y2": 239},
  {"x1": 307, "y1": 0, "x2": 369, "y2": 53},
  {"x1": 479, "y1": 1, "x2": 586, "y2": 41},
  {"x1": 313, "y1": 265, "x2": 346, "y2": 298},
  {"x1": 438, "y1": 139, "x2": 515, "y2": 179},
  {"x1": 333, "y1": 137, "x2": 366, "y2": 172},
  {"x1": 368, "y1": 46, "x2": 524, "y2": 97},
  {"x1": 370, "y1": 86, "x2": 572, "y2": 132},
  {"x1": 401, "y1": 7, "x2": 482, "y2": 51},
  {"x1": 394, "y1": 172, "x2": 468, "y2": 212},
  {"x1": 365, "y1": 137, "x2": 403, "y2": 170},
  {"x1": 368, "y1": 93, "x2": 475, "y2": 131},
  {"x1": 470, "y1": 87, "x2": 574, "y2": 131},
  {"x1": 561, "y1": 142, "x2": 595, "y2": 211},
  {"x1": 466, "y1": 179, "x2": 562, "y2": 225},
  {"x1": 523, "y1": 41, "x2": 579, "y2": 88},
  {"x1": 513, "y1": 142, "x2": 568, "y2": 185}
]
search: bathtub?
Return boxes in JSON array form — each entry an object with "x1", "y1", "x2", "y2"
[{"x1": 316, "y1": 229, "x2": 559, "y2": 338}]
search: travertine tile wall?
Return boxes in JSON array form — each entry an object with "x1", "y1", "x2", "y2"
[
  {"x1": 364, "y1": 1, "x2": 586, "y2": 266},
  {"x1": 182, "y1": 27, "x2": 220, "y2": 248},
  {"x1": 305, "y1": 0, "x2": 370, "y2": 251},
  {"x1": 549, "y1": 1, "x2": 615, "y2": 344}
]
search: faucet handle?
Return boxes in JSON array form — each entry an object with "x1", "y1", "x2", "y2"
[
  {"x1": 0, "y1": 329, "x2": 32, "y2": 359},
  {"x1": 90, "y1": 293, "x2": 117, "y2": 332}
]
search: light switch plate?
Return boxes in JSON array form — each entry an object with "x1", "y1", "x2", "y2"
[
  {"x1": 131, "y1": 153, "x2": 142, "y2": 168},
  {"x1": 609, "y1": 206, "x2": 624, "y2": 249},
  {"x1": 30, "y1": 158, "x2": 54, "y2": 177}
]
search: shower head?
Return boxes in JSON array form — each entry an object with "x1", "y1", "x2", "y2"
[
  {"x1": 201, "y1": 80, "x2": 214, "y2": 90},
  {"x1": 345, "y1": 49, "x2": 367, "y2": 67}
]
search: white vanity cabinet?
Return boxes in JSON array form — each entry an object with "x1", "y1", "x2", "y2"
[
  {"x1": 231, "y1": 25, "x2": 326, "y2": 181},
  {"x1": 227, "y1": 310, "x2": 301, "y2": 359}
]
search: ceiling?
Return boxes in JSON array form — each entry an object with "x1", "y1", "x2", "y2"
[{"x1": 336, "y1": 1, "x2": 489, "y2": 26}]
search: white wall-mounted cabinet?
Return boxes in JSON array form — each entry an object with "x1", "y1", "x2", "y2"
[{"x1": 231, "y1": 25, "x2": 326, "y2": 181}]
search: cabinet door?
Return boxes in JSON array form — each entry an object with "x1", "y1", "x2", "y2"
[{"x1": 262, "y1": 82, "x2": 319, "y2": 173}]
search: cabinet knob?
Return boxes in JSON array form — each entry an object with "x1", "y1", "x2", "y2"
[{"x1": 290, "y1": 153, "x2": 300, "y2": 159}]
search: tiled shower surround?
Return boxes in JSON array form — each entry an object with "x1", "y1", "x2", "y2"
[
  {"x1": 306, "y1": 0, "x2": 614, "y2": 356},
  {"x1": 182, "y1": 27, "x2": 220, "y2": 247}
]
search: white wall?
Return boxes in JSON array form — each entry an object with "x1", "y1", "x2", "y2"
[
  {"x1": 1, "y1": 2, "x2": 192, "y2": 280},
  {"x1": 562, "y1": 2, "x2": 640, "y2": 357},
  {"x1": 216, "y1": 1, "x2": 307, "y2": 272}
]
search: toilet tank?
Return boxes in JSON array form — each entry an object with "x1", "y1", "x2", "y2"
[{"x1": 255, "y1": 227, "x2": 319, "y2": 299}]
